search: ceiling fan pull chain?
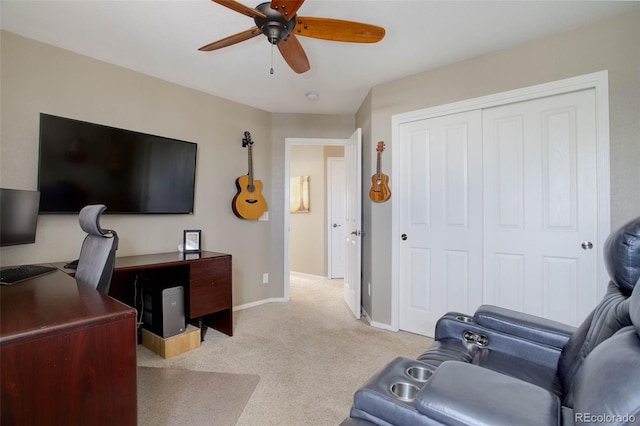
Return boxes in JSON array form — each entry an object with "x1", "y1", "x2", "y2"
[{"x1": 270, "y1": 43, "x2": 274, "y2": 75}]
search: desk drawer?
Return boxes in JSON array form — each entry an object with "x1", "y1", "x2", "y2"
[
  {"x1": 188, "y1": 277, "x2": 231, "y2": 318},
  {"x1": 190, "y1": 257, "x2": 230, "y2": 281}
]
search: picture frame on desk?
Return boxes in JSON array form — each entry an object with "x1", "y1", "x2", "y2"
[{"x1": 183, "y1": 230, "x2": 201, "y2": 253}]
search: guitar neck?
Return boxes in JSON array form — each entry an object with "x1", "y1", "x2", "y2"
[
  {"x1": 376, "y1": 152, "x2": 382, "y2": 179},
  {"x1": 247, "y1": 144, "x2": 254, "y2": 185}
]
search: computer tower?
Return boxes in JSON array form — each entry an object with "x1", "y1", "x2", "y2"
[{"x1": 143, "y1": 285, "x2": 185, "y2": 338}]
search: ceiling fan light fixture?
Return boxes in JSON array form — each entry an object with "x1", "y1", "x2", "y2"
[
  {"x1": 265, "y1": 23, "x2": 283, "y2": 44},
  {"x1": 254, "y1": 2, "x2": 295, "y2": 45},
  {"x1": 305, "y1": 91, "x2": 319, "y2": 101}
]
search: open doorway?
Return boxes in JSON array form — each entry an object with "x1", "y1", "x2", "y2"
[
  {"x1": 284, "y1": 131, "x2": 362, "y2": 318},
  {"x1": 288, "y1": 144, "x2": 344, "y2": 276}
]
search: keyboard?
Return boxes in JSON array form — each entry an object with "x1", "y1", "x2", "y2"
[{"x1": 0, "y1": 264, "x2": 57, "y2": 285}]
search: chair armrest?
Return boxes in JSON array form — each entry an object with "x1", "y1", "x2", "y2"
[
  {"x1": 474, "y1": 305, "x2": 576, "y2": 349},
  {"x1": 415, "y1": 361, "x2": 561, "y2": 426},
  {"x1": 432, "y1": 314, "x2": 564, "y2": 369}
]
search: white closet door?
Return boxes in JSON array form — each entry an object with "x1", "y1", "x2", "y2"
[
  {"x1": 482, "y1": 89, "x2": 598, "y2": 326},
  {"x1": 398, "y1": 110, "x2": 484, "y2": 336}
]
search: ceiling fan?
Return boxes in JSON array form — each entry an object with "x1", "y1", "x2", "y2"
[{"x1": 199, "y1": 0, "x2": 386, "y2": 74}]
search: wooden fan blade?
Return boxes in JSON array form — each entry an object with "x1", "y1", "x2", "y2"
[
  {"x1": 212, "y1": 0, "x2": 266, "y2": 18},
  {"x1": 199, "y1": 26, "x2": 261, "y2": 51},
  {"x1": 294, "y1": 17, "x2": 385, "y2": 43},
  {"x1": 278, "y1": 34, "x2": 310, "y2": 74},
  {"x1": 270, "y1": 0, "x2": 305, "y2": 21}
]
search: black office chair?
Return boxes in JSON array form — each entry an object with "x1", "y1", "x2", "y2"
[{"x1": 75, "y1": 204, "x2": 119, "y2": 294}]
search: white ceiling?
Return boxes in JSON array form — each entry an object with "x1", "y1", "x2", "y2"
[{"x1": 1, "y1": 1, "x2": 638, "y2": 114}]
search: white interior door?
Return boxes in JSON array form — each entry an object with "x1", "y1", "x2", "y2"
[
  {"x1": 344, "y1": 129, "x2": 362, "y2": 319},
  {"x1": 398, "y1": 111, "x2": 484, "y2": 336},
  {"x1": 328, "y1": 158, "x2": 345, "y2": 279},
  {"x1": 482, "y1": 89, "x2": 598, "y2": 326}
]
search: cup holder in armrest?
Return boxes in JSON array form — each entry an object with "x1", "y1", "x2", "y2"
[
  {"x1": 455, "y1": 315, "x2": 475, "y2": 324},
  {"x1": 405, "y1": 366, "x2": 433, "y2": 382},
  {"x1": 389, "y1": 382, "x2": 420, "y2": 402}
]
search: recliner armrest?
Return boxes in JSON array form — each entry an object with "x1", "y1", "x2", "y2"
[
  {"x1": 432, "y1": 313, "x2": 564, "y2": 369},
  {"x1": 415, "y1": 361, "x2": 561, "y2": 426},
  {"x1": 473, "y1": 305, "x2": 576, "y2": 349}
]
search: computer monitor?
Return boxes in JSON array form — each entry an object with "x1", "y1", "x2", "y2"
[{"x1": 0, "y1": 188, "x2": 41, "y2": 247}]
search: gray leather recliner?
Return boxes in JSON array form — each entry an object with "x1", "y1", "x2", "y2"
[{"x1": 344, "y1": 217, "x2": 640, "y2": 426}]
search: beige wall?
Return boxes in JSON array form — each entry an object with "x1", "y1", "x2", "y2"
[
  {"x1": 0, "y1": 31, "x2": 354, "y2": 307},
  {"x1": 357, "y1": 10, "x2": 640, "y2": 325}
]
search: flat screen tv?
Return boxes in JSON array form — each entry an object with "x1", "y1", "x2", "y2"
[
  {"x1": 0, "y1": 188, "x2": 41, "y2": 246},
  {"x1": 38, "y1": 113, "x2": 197, "y2": 214}
]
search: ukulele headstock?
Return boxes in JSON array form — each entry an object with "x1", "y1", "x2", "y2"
[
  {"x1": 376, "y1": 141, "x2": 385, "y2": 153},
  {"x1": 242, "y1": 131, "x2": 253, "y2": 148}
]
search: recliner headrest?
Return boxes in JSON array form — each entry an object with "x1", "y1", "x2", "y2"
[
  {"x1": 79, "y1": 204, "x2": 111, "y2": 237},
  {"x1": 630, "y1": 280, "x2": 640, "y2": 336},
  {"x1": 604, "y1": 216, "x2": 640, "y2": 294}
]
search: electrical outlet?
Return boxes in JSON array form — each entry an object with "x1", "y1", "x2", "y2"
[
  {"x1": 263, "y1": 273, "x2": 269, "y2": 284},
  {"x1": 368, "y1": 282, "x2": 371, "y2": 297}
]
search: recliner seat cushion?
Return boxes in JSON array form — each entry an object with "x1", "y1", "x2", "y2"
[{"x1": 415, "y1": 361, "x2": 562, "y2": 426}]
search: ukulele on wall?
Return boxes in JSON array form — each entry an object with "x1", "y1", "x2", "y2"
[
  {"x1": 369, "y1": 141, "x2": 391, "y2": 203},
  {"x1": 232, "y1": 131, "x2": 267, "y2": 220}
]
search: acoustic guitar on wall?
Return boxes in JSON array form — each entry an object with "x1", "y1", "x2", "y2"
[
  {"x1": 232, "y1": 131, "x2": 267, "y2": 220},
  {"x1": 369, "y1": 141, "x2": 391, "y2": 203}
]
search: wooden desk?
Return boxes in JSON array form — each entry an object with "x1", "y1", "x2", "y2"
[
  {"x1": 0, "y1": 270, "x2": 137, "y2": 425},
  {"x1": 105, "y1": 251, "x2": 233, "y2": 338}
]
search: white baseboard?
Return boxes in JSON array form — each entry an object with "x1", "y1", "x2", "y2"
[
  {"x1": 289, "y1": 271, "x2": 328, "y2": 280},
  {"x1": 233, "y1": 297, "x2": 287, "y2": 311},
  {"x1": 361, "y1": 306, "x2": 398, "y2": 332}
]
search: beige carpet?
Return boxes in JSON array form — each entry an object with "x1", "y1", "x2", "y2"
[
  {"x1": 138, "y1": 367, "x2": 259, "y2": 426},
  {"x1": 137, "y1": 273, "x2": 431, "y2": 425}
]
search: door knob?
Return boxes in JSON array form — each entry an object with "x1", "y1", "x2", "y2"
[
  {"x1": 350, "y1": 230, "x2": 361, "y2": 236},
  {"x1": 333, "y1": 223, "x2": 341, "y2": 228},
  {"x1": 401, "y1": 234, "x2": 407, "y2": 240},
  {"x1": 581, "y1": 241, "x2": 593, "y2": 250}
]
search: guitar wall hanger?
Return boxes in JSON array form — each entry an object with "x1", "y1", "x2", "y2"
[{"x1": 232, "y1": 131, "x2": 267, "y2": 220}]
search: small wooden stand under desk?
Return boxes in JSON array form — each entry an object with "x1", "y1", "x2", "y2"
[
  {"x1": 0, "y1": 270, "x2": 138, "y2": 425},
  {"x1": 105, "y1": 250, "x2": 233, "y2": 339}
]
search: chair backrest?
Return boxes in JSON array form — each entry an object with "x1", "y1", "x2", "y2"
[
  {"x1": 558, "y1": 216, "x2": 640, "y2": 405},
  {"x1": 569, "y1": 282, "x2": 640, "y2": 422},
  {"x1": 74, "y1": 205, "x2": 118, "y2": 294}
]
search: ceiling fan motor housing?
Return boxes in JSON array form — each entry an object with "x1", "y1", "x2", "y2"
[{"x1": 254, "y1": 2, "x2": 295, "y2": 45}]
